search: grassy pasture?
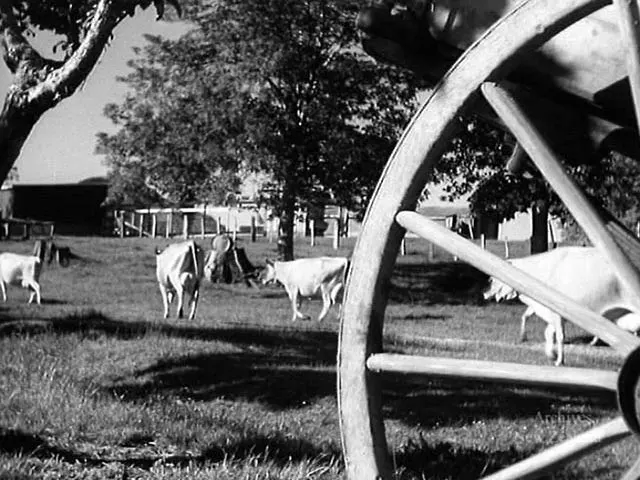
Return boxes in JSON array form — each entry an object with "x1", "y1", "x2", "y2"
[{"x1": 0, "y1": 234, "x2": 636, "y2": 479}]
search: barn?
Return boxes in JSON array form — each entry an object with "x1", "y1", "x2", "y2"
[{"x1": 0, "y1": 179, "x2": 109, "y2": 235}]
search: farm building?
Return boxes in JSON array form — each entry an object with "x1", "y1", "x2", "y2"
[{"x1": 0, "y1": 180, "x2": 109, "y2": 235}]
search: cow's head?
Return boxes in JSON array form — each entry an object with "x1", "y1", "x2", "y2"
[
  {"x1": 203, "y1": 234, "x2": 233, "y2": 282},
  {"x1": 483, "y1": 276, "x2": 518, "y2": 302},
  {"x1": 259, "y1": 259, "x2": 276, "y2": 285}
]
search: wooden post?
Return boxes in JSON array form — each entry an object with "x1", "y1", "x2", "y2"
[
  {"x1": 166, "y1": 211, "x2": 172, "y2": 238},
  {"x1": 201, "y1": 205, "x2": 206, "y2": 238},
  {"x1": 310, "y1": 220, "x2": 315, "y2": 247},
  {"x1": 119, "y1": 211, "x2": 125, "y2": 238},
  {"x1": 130, "y1": 212, "x2": 135, "y2": 236},
  {"x1": 138, "y1": 213, "x2": 144, "y2": 237},
  {"x1": 333, "y1": 218, "x2": 340, "y2": 249},
  {"x1": 226, "y1": 210, "x2": 231, "y2": 234},
  {"x1": 182, "y1": 213, "x2": 189, "y2": 239},
  {"x1": 504, "y1": 238, "x2": 510, "y2": 258},
  {"x1": 217, "y1": 216, "x2": 222, "y2": 234},
  {"x1": 250, "y1": 216, "x2": 256, "y2": 242},
  {"x1": 233, "y1": 215, "x2": 238, "y2": 242},
  {"x1": 151, "y1": 214, "x2": 157, "y2": 238},
  {"x1": 49, "y1": 222, "x2": 55, "y2": 238}
]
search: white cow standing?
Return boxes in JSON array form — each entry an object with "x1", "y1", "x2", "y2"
[
  {"x1": 260, "y1": 256, "x2": 349, "y2": 322},
  {"x1": 0, "y1": 252, "x2": 43, "y2": 304},
  {"x1": 484, "y1": 246, "x2": 640, "y2": 366},
  {"x1": 155, "y1": 237, "x2": 232, "y2": 320}
]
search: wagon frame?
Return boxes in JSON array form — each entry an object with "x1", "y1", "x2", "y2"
[{"x1": 338, "y1": 0, "x2": 640, "y2": 478}]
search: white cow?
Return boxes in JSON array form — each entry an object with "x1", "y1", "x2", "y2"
[
  {"x1": 0, "y1": 253, "x2": 42, "y2": 304},
  {"x1": 259, "y1": 256, "x2": 349, "y2": 322},
  {"x1": 155, "y1": 237, "x2": 231, "y2": 320},
  {"x1": 484, "y1": 246, "x2": 640, "y2": 366}
]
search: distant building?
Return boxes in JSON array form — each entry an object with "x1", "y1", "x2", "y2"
[{"x1": 0, "y1": 179, "x2": 109, "y2": 235}]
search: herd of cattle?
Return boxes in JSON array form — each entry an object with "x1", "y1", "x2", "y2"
[{"x1": 0, "y1": 235, "x2": 638, "y2": 366}]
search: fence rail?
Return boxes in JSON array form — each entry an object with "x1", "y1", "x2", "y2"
[
  {"x1": 114, "y1": 208, "x2": 262, "y2": 241},
  {"x1": 0, "y1": 218, "x2": 55, "y2": 240}
]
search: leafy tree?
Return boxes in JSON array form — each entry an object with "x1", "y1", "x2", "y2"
[
  {"x1": 0, "y1": 0, "x2": 182, "y2": 185},
  {"x1": 100, "y1": 0, "x2": 421, "y2": 259},
  {"x1": 433, "y1": 116, "x2": 640, "y2": 251},
  {"x1": 97, "y1": 34, "x2": 245, "y2": 207}
]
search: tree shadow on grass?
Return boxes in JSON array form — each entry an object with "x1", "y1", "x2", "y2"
[
  {"x1": 390, "y1": 261, "x2": 490, "y2": 306},
  {"x1": 379, "y1": 374, "x2": 617, "y2": 428},
  {"x1": 0, "y1": 427, "x2": 341, "y2": 472}
]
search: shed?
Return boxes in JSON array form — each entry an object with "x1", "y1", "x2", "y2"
[{"x1": 0, "y1": 181, "x2": 109, "y2": 235}]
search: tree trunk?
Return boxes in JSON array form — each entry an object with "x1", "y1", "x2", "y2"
[
  {"x1": 530, "y1": 199, "x2": 549, "y2": 254},
  {"x1": 0, "y1": 99, "x2": 42, "y2": 183},
  {"x1": 277, "y1": 179, "x2": 296, "y2": 261}
]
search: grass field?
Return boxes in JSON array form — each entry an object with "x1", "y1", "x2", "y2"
[{"x1": 0, "y1": 234, "x2": 636, "y2": 479}]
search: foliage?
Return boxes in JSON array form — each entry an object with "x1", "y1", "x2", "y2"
[
  {"x1": 99, "y1": 0, "x2": 421, "y2": 258},
  {"x1": 432, "y1": 117, "x2": 640, "y2": 242},
  {"x1": 0, "y1": 0, "x2": 182, "y2": 186},
  {"x1": 97, "y1": 34, "x2": 245, "y2": 207}
]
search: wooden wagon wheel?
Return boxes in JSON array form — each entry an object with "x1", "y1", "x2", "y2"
[{"x1": 338, "y1": 0, "x2": 640, "y2": 478}]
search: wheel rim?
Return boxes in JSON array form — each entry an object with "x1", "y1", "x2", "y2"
[{"x1": 336, "y1": 0, "x2": 640, "y2": 478}]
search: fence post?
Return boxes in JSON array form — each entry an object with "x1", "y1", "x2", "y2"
[
  {"x1": 217, "y1": 217, "x2": 222, "y2": 234},
  {"x1": 119, "y1": 211, "x2": 125, "y2": 238},
  {"x1": 250, "y1": 216, "x2": 256, "y2": 242},
  {"x1": 182, "y1": 213, "x2": 189, "y2": 239},
  {"x1": 201, "y1": 205, "x2": 206, "y2": 238},
  {"x1": 480, "y1": 233, "x2": 486, "y2": 250},
  {"x1": 138, "y1": 213, "x2": 144, "y2": 238},
  {"x1": 333, "y1": 218, "x2": 340, "y2": 250},
  {"x1": 151, "y1": 213, "x2": 157, "y2": 238},
  {"x1": 233, "y1": 215, "x2": 238, "y2": 242},
  {"x1": 504, "y1": 238, "x2": 510, "y2": 258},
  {"x1": 49, "y1": 222, "x2": 55, "y2": 238},
  {"x1": 310, "y1": 220, "x2": 315, "y2": 247}
]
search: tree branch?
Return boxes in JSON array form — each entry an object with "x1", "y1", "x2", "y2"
[{"x1": 26, "y1": 0, "x2": 123, "y2": 110}]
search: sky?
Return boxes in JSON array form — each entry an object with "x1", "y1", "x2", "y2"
[{"x1": 0, "y1": 8, "x2": 190, "y2": 185}]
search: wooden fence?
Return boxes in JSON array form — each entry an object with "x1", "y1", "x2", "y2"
[
  {"x1": 114, "y1": 207, "x2": 262, "y2": 241},
  {"x1": 0, "y1": 218, "x2": 55, "y2": 240}
]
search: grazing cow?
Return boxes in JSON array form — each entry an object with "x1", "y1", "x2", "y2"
[
  {"x1": 155, "y1": 236, "x2": 232, "y2": 320},
  {"x1": 259, "y1": 256, "x2": 349, "y2": 322},
  {"x1": 0, "y1": 252, "x2": 42, "y2": 304},
  {"x1": 484, "y1": 246, "x2": 640, "y2": 366}
]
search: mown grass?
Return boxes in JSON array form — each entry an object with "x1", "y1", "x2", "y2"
[{"x1": 0, "y1": 234, "x2": 636, "y2": 479}]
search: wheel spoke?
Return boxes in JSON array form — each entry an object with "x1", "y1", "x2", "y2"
[
  {"x1": 612, "y1": 0, "x2": 640, "y2": 133},
  {"x1": 620, "y1": 455, "x2": 640, "y2": 480},
  {"x1": 481, "y1": 81, "x2": 640, "y2": 315},
  {"x1": 395, "y1": 211, "x2": 640, "y2": 356},
  {"x1": 367, "y1": 353, "x2": 618, "y2": 391},
  {"x1": 481, "y1": 417, "x2": 630, "y2": 480}
]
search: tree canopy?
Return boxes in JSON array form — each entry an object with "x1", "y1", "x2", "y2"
[
  {"x1": 0, "y1": 0, "x2": 182, "y2": 185},
  {"x1": 99, "y1": 0, "x2": 422, "y2": 259}
]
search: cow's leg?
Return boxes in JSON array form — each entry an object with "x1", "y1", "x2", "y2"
[
  {"x1": 159, "y1": 284, "x2": 170, "y2": 318},
  {"x1": 544, "y1": 322, "x2": 556, "y2": 362},
  {"x1": 520, "y1": 306, "x2": 534, "y2": 342},
  {"x1": 555, "y1": 318, "x2": 565, "y2": 366},
  {"x1": 289, "y1": 289, "x2": 306, "y2": 321},
  {"x1": 27, "y1": 282, "x2": 41, "y2": 305},
  {"x1": 176, "y1": 285, "x2": 186, "y2": 319},
  {"x1": 0, "y1": 281, "x2": 6, "y2": 302},
  {"x1": 318, "y1": 286, "x2": 331, "y2": 322},
  {"x1": 589, "y1": 335, "x2": 600, "y2": 346},
  {"x1": 188, "y1": 287, "x2": 199, "y2": 320}
]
